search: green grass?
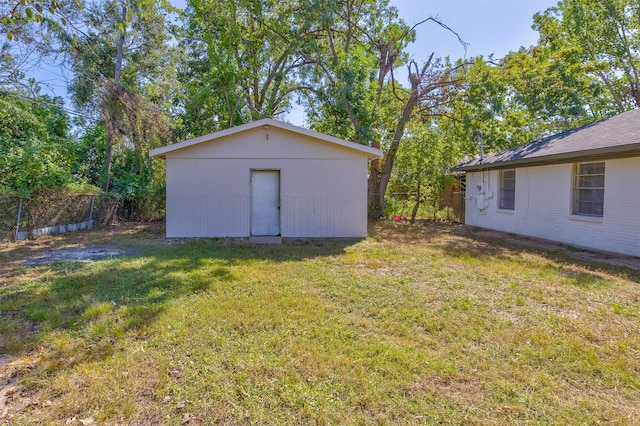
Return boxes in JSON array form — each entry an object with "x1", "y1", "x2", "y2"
[{"x1": 1, "y1": 222, "x2": 639, "y2": 424}]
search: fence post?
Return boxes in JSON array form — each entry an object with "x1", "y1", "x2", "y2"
[
  {"x1": 89, "y1": 195, "x2": 95, "y2": 224},
  {"x1": 15, "y1": 198, "x2": 23, "y2": 241}
]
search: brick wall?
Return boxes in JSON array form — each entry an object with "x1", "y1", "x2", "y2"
[{"x1": 465, "y1": 156, "x2": 640, "y2": 257}]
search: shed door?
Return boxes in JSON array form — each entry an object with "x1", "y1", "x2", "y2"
[{"x1": 251, "y1": 170, "x2": 281, "y2": 236}]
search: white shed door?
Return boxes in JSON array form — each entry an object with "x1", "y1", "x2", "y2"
[{"x1": 251, "y1": 170, "x2": 281, "y2": 236}]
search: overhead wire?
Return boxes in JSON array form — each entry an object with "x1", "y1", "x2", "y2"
[{"x1": 0, "y1": 90, "x2": 97, "y2": 120}]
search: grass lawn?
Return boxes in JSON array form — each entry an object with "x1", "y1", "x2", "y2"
[{"x1": 0, "y1": 222, "x2": 639, "y2": 425}]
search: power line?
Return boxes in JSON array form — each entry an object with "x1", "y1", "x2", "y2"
[{"x1": 0, "y1": 90, "x2": 97, "y2": 120}]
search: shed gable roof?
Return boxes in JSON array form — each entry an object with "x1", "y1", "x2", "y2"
[
  {"x1": 453, "y1": 109, "x2": 640, "y2": 171},
  {"x1": 150, "y1": 118, "x2": 383, "y2": 160}
]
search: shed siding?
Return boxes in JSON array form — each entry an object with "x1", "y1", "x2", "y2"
[
  {"x1": 464, "y1": 156, "x2": 640, "y2": 257},
  {"x1": 168, "y1": 127, "x2": 364, "y2": 161},
  {"x1": 166, "y1": 129, "x2": 368, "y2": 238}
]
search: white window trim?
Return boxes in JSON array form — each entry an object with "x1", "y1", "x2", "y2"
[
  {"x1": 568, "y1": 214, "x2": 603, "y2": 223},
  {"x1": 498, "y1": 169, "x2": 516, "y2": 211},
  {"x1": 572, "y1": 161, "x2": 605, "y2": 218}
]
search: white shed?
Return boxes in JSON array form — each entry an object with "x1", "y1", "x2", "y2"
[
  {"x1": 452, "y1": 109, "x2": 640, "y2": 257},
  {"x1": 150, "y1": 119, "x2": 383, "y2": 239}
]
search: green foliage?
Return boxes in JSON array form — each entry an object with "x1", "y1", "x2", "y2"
[
  {"x1": 60, "y1": 0, "x2": 178, "y2": 217},
  {"x1": 0, "y1": 93, "x2": 76, "y2": 195},
  {"x1": 71, "y1": 125, "x2": 108, "y2": 187},
  {"x1": 0, "y1": 0, "x2": 66, "y2": 41},
  {"x1": 533, "y1": 0, "x2": 640, "y2": 111},
  {"x1": 388, "y1": 121, "x2": 462, "y2": 220},
  {"x1": 1, "y1": 0, "x2": 81, "y2": 96},
  {"x1": 71, "y1": 124, "x2": 166, "y2": 220},
  {"x1": 180, "y1": 0, "x2": 311, "y2": 134},
  {"x1": 441, "y1": 0, "x2": 639, "y2": 167},
  {"x1": 302, "y1": 0, "x2": 413, "y2": 145},
  {"x1": 60, "y1": 180, "x2": 102, "y2": 194}
]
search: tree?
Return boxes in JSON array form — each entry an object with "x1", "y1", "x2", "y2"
[
  {"x1": 0, "y1": 92, "x2": 75, "y2": 195},
  {"x1": 180, "y1": 0, "x2": 313, "y2": 135},
  {"x1": 66, "y1": 0, "x2": 179, "y2": 197},
  {"x1": 440, "y1": 39, "x2": 618, "y2": 167},
  {"x1": 1, "y1": 0, "x2": 67, "y2": 41},
  {"x1": 389, "y1": 121, "x2": 462, "y2": 222},
  {"x1": 301, "y1": 0, "x2": 465, "y2": 217},
  {"x1": 433, "y1": 0, "x2": 640, "y2": 172},
  {"x1": 534, "y1": 0, "x2": 640, "y2": 111}
]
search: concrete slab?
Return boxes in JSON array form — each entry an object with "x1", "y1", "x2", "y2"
[{"x1": 249, "y1": 236, "x2": 282, "y2": 245}]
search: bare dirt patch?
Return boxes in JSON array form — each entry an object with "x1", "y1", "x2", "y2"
[
  {"x1": 0, "y1": 355, "x2": 34, "y2": 421},
  {"x1": 409, "y1": 375, "x2": 484, "y2": 402},
  {"x1": 20, "y1": 244, "x2": 133, "y2": 265},
  {"x1": 0, "y1": 222, "x2": 164, "y2": 272}
]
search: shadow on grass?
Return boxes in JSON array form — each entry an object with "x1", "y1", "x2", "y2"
[
  {"x1": 444, "y1": 226, "x2": 640, "y2": 284},
  {"x1": 0, "y1": 236, "x2": 358, "y2": 368},
  {"x1": 367, "y1": 220, "x2": 460, "y2": 245},
  {"x1": 367, "y1": 220, "x2": 639, "y2": 284},
  {"x1": 556, "y1": 266, "x2": 611, "y2": 287}
]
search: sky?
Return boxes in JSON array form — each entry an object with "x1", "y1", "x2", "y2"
[
  {"x1": 28, "y1": 0, "x2": 560, "y2": 124},
  {"x1": 286, "y1": 0, "x2": 560, "y2": 124},
  {"x1": 390, "y1": 0, "x2": 559, "y2": 61}
]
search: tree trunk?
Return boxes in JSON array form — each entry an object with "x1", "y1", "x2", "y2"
[
  {"x1": 114, "y1": 5, "x2": 127, "y2": 86},
  {"x1": 367, "y1": 57, "x2": 438, "y2": 218},
  {"x1": 102, "y1": 131, "x2": 114, "y2": 191},
  {"x1": 103, "y1": 4, "x2": 128, "y2": 192},
  {"x1": 367, "y1": 158, "x2": 382, "y2": 219},
  {"x1": 597, "y1": 70, "x2": 625, "y2": 114},
  {"x1": 372, "y1": 96, "x2": 417, "y2": 218},
  {"x1": 410, "y1": 182, "x2": 421, "y2": 223}
]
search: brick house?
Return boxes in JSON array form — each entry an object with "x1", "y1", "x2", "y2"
[{"x1": 452, "y1": 109, "x2": 640, "y2": 257}]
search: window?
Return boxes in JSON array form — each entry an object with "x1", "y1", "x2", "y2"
[
  {"x1": 573, "y1": 162, "x2": 605, "y2": 217},
  {"x1": 499, "y1": 169, "x2": 516, "y2": 210}
]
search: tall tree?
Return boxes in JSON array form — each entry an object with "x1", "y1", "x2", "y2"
[
  {"x1": 302, "y1": 0, "x2": 465, "y2": 217},
  {"x1": 181, "y1": 0, "x2": 312, "y2": 134},
  {"x1": 534, "y1": 0, "x2": 640, "y2": 111},
  {"x1": 67, "y1": 0, "x2": 180, "y2": 193}
]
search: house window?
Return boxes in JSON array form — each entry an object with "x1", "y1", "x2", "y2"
[
  {"x1": 499, "y1": 169, "x2": 516, "y2": 210},
  {"x1": 573, "y1": 162, "x2": 605, "y2": 217}
]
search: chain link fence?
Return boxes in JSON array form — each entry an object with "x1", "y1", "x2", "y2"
[{"x1": 0, "y1": 192, "x2": 121, "y2": 243}]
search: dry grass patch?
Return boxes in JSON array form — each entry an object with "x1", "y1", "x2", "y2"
[{"x1": 0, "y1": 221, "x2": 638, "y2": 424}]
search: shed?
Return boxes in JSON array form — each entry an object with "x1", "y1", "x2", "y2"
[
  {"x1": 452, "y1": 109, "x2": 640, "y2": 257},
  {"x1": 150, "y1": 119, "x2": 383, "y2": 240}
]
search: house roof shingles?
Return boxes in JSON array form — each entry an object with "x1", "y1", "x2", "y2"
[{"x1": 452, "y1": 109, "x2": 640, "y2": 171}]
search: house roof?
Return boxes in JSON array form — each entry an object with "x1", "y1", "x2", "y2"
[
  {"x1": 452, "y1": 109, "x2": 640, "y2": 172},
  {"x1": 149, "y1": 118, "x2": 383, "y2": 160}
]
